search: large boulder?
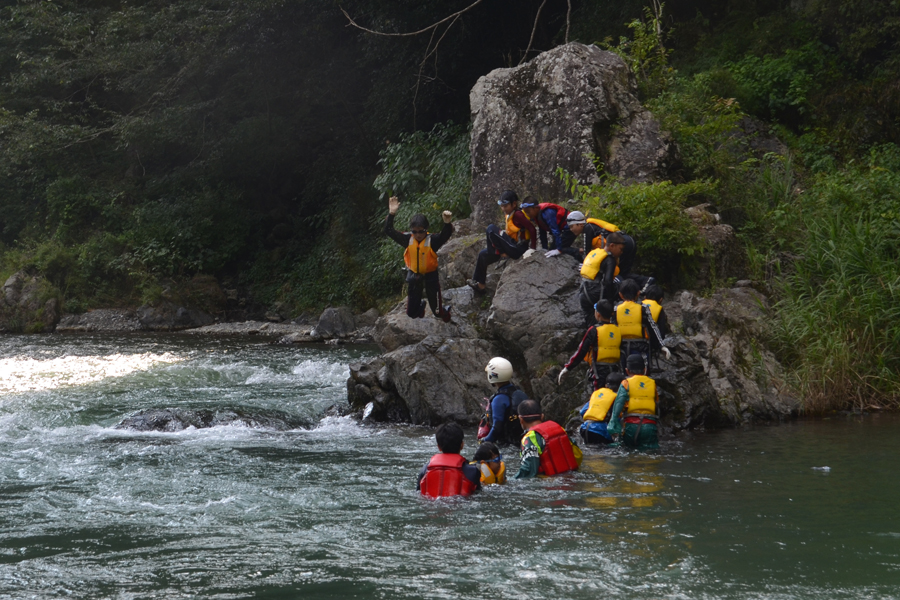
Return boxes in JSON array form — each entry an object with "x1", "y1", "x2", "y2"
[
  {"x1": 137, "y1": 301, "x2": 214, "y2": 331},
  {"x1": 0, "y1": 271, "x2": 61, "y2": 333},
  {"x1": 313, "y1": 306, "x2": 356, "y2": 339},
  {"x1": 374, "y1": 287, "x2": 482, "y2": 352},
  {"x1": 469, "y1": 42, "x2": 676, "y2": 226}
]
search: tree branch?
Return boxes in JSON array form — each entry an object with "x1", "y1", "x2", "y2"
[
  {"x1": 520, "y1": 0, "x2": 548, "y2": 65},
  {"x1": 339, "y1": 0, "x2": 485, "y2": 37}
]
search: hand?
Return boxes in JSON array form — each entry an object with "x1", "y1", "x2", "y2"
[
  {"x1": 521, "y1": 249, "x2": 536, "y2": 259},
  {"x1": 557, "y1": 367, "x2": 568, "y2": 385},
  {"x1": 388, "y1": 196, "x2": 400, "y2": 215},
  {"x1": 442, "y1": 210, "x2": 452, "y2": 223},
  {"x1": 545, "y1": 249, "x2": 561, "y2": 257},
  {"x1": 662, "y1": 347, "x2": 672, "y2": 360}
]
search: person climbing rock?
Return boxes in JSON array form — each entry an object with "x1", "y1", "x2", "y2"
[
  {"x1": 613, "y1": 279, "x2": 670, "y2": 371},
  {"x1": 578, "y1": 231, "x2": 626, "y2": 326},
  {"x1": 558, "y1": 300, "x2": 622, "y2": 391},
  {"x1": 514, "y1": 399, "x2": 582, "y2": 479},
  {"x1": 566, "y1": 211, "x2": 619, "y2": 260},
  {"x1": 607, "y1": 354, "x2": 660, "y2": 450},
  {"x1": 478, "y1": 357, "x2": 529, "y2": 446},
  {"x1": 467, "y1": 190, "x2": 537, "y2": 293},
  {"x1": 384, "y1": 196, "x2": 453, "y2": 322},
  {"x1": 520, "y1": 198, "x2": 578, "y2": 258}
]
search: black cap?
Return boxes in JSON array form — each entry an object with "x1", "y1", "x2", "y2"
[
  {"x1": 498, "y1": 190, "x2": 519, "y2": 205},
  {"x1": 626, "y1": 354, "x2": 645, "y2": 372}
]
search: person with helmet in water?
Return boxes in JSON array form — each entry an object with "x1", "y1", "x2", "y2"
[
  {"x1": 520, "y1": 197, "x2": 579, "y2": 259},
  {"x1": 579, "y1": 372, "x2": 627, "y2": 445},
  {"x1": 514, "y1": 399, "x2": 583, "y2": 479},
  {"x1": 479, "y1": 357, "x2": 529, "y2": 446},
  {"x1": 608, "y1": 354, "x2": 660, "y2": 450},
  {"x1": 578, "y1": 231, "x2": 626, "y2": 327},
  {"x1": 417, "y1": 422, "x2": 481, "y2": 498},
  {"x1": 558, "y1": 299, "x2": 622, "y2": 391},
  {"x1": 467, "y1": 190, "x2": 537, "y2": 293},
  {"x1": 384, "y1": 195, "x2": 453, "y2": 322}
]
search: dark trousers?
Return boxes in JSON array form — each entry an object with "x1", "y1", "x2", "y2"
[
  {"x1": 620, "y1": 339, "x2": 651, "y2": 372},
  {"x1": 579, "y1": 278, "x2": 617, "y2": 326},
  {"x1": 620, "y1": 272, "x2": 652, "y2": 290},
  {"x1": 406, "y1": 270, "x2": 449, "y2": 320},
  {"x1": 589, "y1": 361, "x2": 620, "y2": 391},
  {"x1": 472, "y1": 224, "x2": 527, "y2": 284}
]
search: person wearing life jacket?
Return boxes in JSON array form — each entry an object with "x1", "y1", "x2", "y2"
[
  {"x1": 558, "y1": 300, "x2": 622, "y2": 391},
  {"x1": 578, "y1": 231, "x2": 626, "y2": 327},
  {"x1": 566, "y1": 211, "x2": 620, "y2": 260},
  {"x1": 479, "y1": 357, "x2": 529, "y2": 446},
  {"x1": 579, "y1": 372, "x2": 627, "y2": 445},
  {"x1": 607, "y1": 354, "x2": 660, "y2": 450},
  {"x1": 514, "y1": 399, "x2": 583, "y2": 479},
  {"x1": 384, "y1": 196, "x2": 453, "y2": 322},
  {"x1": 467, "y1": 190, "x2": 537, "y2": 293},
  {"x1": 612, "y1": 279, "x2": 670, "y2": 370},
  {"x1": 641, "y1": 284, "x2": 671, "y2": 337},
  {"x1": 417, "y1": 422, "x2": 481, "y2": 498},
  {"x1": 471, "y1": 442, "x2": 507, "y2": 485},
  {"x1": 520, "y1": 198, "x2": 579, "y2": 259}
]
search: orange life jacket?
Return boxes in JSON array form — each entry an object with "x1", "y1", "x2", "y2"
[
  {"x1": 419, "y1": 454, "x2": 478, "y2": 498},
  {"x1": 506, "y1": 210, "x2": 532, "y2": 243},
  {"x1": 404, "y1": 235, "x2": 439, "y2": 275}
]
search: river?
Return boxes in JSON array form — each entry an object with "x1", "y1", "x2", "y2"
[{"x1": 0, "y1": 334, "x2": 897, "y2": 599}]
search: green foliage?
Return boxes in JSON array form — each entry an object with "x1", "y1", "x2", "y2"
[
  {"x1": 601, "y1": 2, "x2": 673, "y2": 98},
  {"x1": 560, "y1": 169, "x2": 712, "y2": 278}
]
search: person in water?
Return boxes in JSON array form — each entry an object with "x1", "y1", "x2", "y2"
[
  {"x1": 467, "y1": 190, "x2": 537, "y2": 293},
  {"x1": 479, "y1": 357, "x2": 529, "y2": 446},
  {"x1": 384, "y1": 195, "x2": 453, "y2": 322},
  {"x1": 520, "y1": 198, "x2": 578, "y2": 258},
  {"x1": 558, "y1": 299, "x2": 622, "y2": 391},
  {"x1": 613, "y1": 279, "x2": 670, "y2": 370},
  {"x1": 417, "y1": 422, "x2": 482, "y2": 498},
  {"x1": 607, "y1": 354, "x2": 660, "y2": 450},
  {"x1": 471, "y1": 442, "x2": 507, "y2": 485},
  {"x1": 579, "y1": 372, "x2": 627, "y2": 445},
  {"x1": 578, "y1": 231, "x2": 626, "y2": 327},
  {"x1": 514, "y1": 399, "x2": 582, "y2": 479}
]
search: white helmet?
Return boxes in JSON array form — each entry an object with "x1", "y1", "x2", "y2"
[{"x1": 485, "y1": 357, "x2": 513, "y2": 384}]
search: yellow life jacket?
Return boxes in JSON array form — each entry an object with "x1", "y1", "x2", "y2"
[
  {"x1": 587, "y1": 218, "x2": 620, "y2": 249},
  {"x1": 592, "y1": 323, "x2": 621, "y2": 363},
  {"x1": 622, "y1": 375, "x2": 656, "y2": 415},
  {"x1": 642, "y1": 299, "x2": 662, "y2": 322},
  {"x1": 580, "y1": 248, "x2": 619, "y2": 280},
  {"x1": 475, "y1": 460, "x2": 507, "y2": 485},
  {"x1": 583, "y1": 387, "x2": 617, "y2": 422},
  {"x1": 403, "y1": 235, "x2": 439, "y2": 275},
  {"x1": 505, "y1": 210, "x2": 531, "y2": 243},
  {"x1": 616, "y1": 300, "x2": 643, "y2": 339}
]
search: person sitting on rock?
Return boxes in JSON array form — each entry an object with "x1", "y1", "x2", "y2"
[
  {"x1": 578, "y1": 231, "x2": 626, "y2": 327},
  {"x1": 384, "y1": 195, "x2": 453, "y2": 322},
  {"x1": 514, "y1": 399, "x2": 582, "y2": 479},
  {"x1": 613, "y1": 279, "x2": 670, "y2": 370},
  {"x1": 471, "y1": 441, "x2": 507, "y2": 485},
  {"x1": 607, "y1": 354, "x2": 660, "y2": 450},
  {"x1": 417, "y1": 422, "x2": 482, "y2": 498},
  {"x1": 520, "y1": 198, "x2": 579, "y2": 258},
  {"x1": 641, "y1": 284, "x2": 671, "y2": 338},
  {"x1": 479, "y1": 357, "x2": 529, "y2": 446},
  {"x1": 467, "y1": 190, "x2": 537, "y2": 293},
  {"x1": 566, "y1": 211, "x2": 620, "y2": 260},
  {"x1": 558, "y1": 300, "x2": 622, "y2": 391},
  {"x1": 579, "y1": 372, "x2": 627, "y2": 445}
]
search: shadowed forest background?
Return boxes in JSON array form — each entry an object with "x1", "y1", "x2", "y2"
[{"x1": 1, "y1": 0, "x2": 899, "y2": 409}]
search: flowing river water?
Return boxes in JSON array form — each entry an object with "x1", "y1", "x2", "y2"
[{"x1": 0, "y1": 334, "x2": 898, "y2": 599}]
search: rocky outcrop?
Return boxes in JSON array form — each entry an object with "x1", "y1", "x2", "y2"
[
  {"x1": 115, "y1": 408, "x2": 310, "y2": 431},
  {"x1": 56, "y1": 309, "x2": 143, "y2": 332},
  {"x1": 312, "y1": 307, "x2": 356, "y2": 339},
  {"x1": 469, "y1": 42, "x2": 677, "y2": 226},
  {"x1": 136, "y1": 301, "x2": 215, "y2": 331},
  {"x1": 0, "y1": 271, "x2": 60, "y2": 333}
]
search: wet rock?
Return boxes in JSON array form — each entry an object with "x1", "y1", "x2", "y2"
[
  {"x1": 347, "y1": 357, "x2": 410, "y2": 423},
  {"x1": 469, "y1": 42, "x2": 676, "y2": 227},
  {"x1": 186, "y1": 321, "x2": 310, "y2": 338},
  {"x1": 115, "y1": 408, "x2": 311, "y2": 431},
  {"x1": 137, "y1": 301, "x2": 214, "y2": 331},
  {"x1": 313, "y1": 306, "x2": 356, "y2": 339},
  {"x1": 57, "y1": 309, "x2": 142, "y2": 332}
]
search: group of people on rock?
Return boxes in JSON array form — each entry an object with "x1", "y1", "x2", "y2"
[{"x1": 384, "y1": 189, "x2": 673, "y2": 499}]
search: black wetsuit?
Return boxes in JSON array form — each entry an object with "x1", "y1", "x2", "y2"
[{"x1": 385, "y1": 214, "x2": 453, "y2": 320}]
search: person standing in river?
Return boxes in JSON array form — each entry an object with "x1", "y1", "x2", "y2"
[
  {"x1": 607, "y1": 354, "x2": 660, "y2": 450},
  {"x1": 384, "y1": 196, "x2": 453, "y2": 322}
]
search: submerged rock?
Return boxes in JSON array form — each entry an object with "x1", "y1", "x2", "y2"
[{"x1": 115, "y1": 408, "x2": 310, "y2": 432}]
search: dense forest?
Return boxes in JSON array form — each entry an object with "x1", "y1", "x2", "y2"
[{"x1": 1, "y1": 0, "x2": 899, "y2": 409}]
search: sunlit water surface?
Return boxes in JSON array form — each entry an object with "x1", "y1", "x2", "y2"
[{"x1": 0, "y1": 334, "x2": 898, "y2": 599}]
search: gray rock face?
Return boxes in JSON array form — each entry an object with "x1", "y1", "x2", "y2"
[
  {"x1": 469, "y1": 42, "x2": 676, "y2": 226},
  {"x1": 56, "y1": 309, "x2": 142, "y2": 332},
  {"x1": 137, "y1": 301, "x2": 214, "y2": 331},
  {"x1": 313, "y1": 307, "x2": 356, "y2": 339},
  {"x1": 115, "y1": 408, "x2": 310, "y2": 432}
]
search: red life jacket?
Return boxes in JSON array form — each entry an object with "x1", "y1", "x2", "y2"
[
  {"x1": 419, "y1": 454, "x2": 477, "y2": 498},
  {"x1": 531, "y1": 421, "x2": 579, "y2": 476},
  {"x1": 538, "y1": 203, "x2": 568, "y2": 229}
]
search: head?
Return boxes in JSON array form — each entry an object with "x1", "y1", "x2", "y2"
[
  {"x1": 435, "y1": 422, "x2": 465, "y2": 454},
  {"x1": 409, "y1": 214, "x2": 429, "y2": 240},
  {"x1": 618, "y1": 279, "x2": 640, "y2": 301},
  {"x1": 567, "y1": 210, "x2": 586, "y2": 236},
  {"x1": 521, "y1": 197, "x2": 540, "y2": 220},
  {"x1": 485, "y1": 357, "x2": 513, "y2": 386},
  {"x1": 605, "y1": 372, "x2": 626, "y2": 391},
  {"x1": 625, "y1": 353, "x2": 647, "y2": 376},
  {"x1": 605, "y1": 232, "x2": 626, "y2": 258},
  {"x1": 643, "y1": 284, "x2": 664, "y2": 302},
  {"x1": 517, "y1": 399, "x2": 543, "y2": 428},
  {"x1": 497, "y1": 190, "x2": 519, "y2": 216},
  {"x1": 473, "y1": 442, "x2": 501, "y2": 463},
  {"x1": 594, "y1": 299, "x2": 614, "y2": 323}
]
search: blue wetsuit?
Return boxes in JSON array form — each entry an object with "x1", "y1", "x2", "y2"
[
  {"x1": 579, "y1": 401, "x2": 613, "y2": 444},
  {"x1": 482, "y1": 383, "x2": 524, "y2": 445}
]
